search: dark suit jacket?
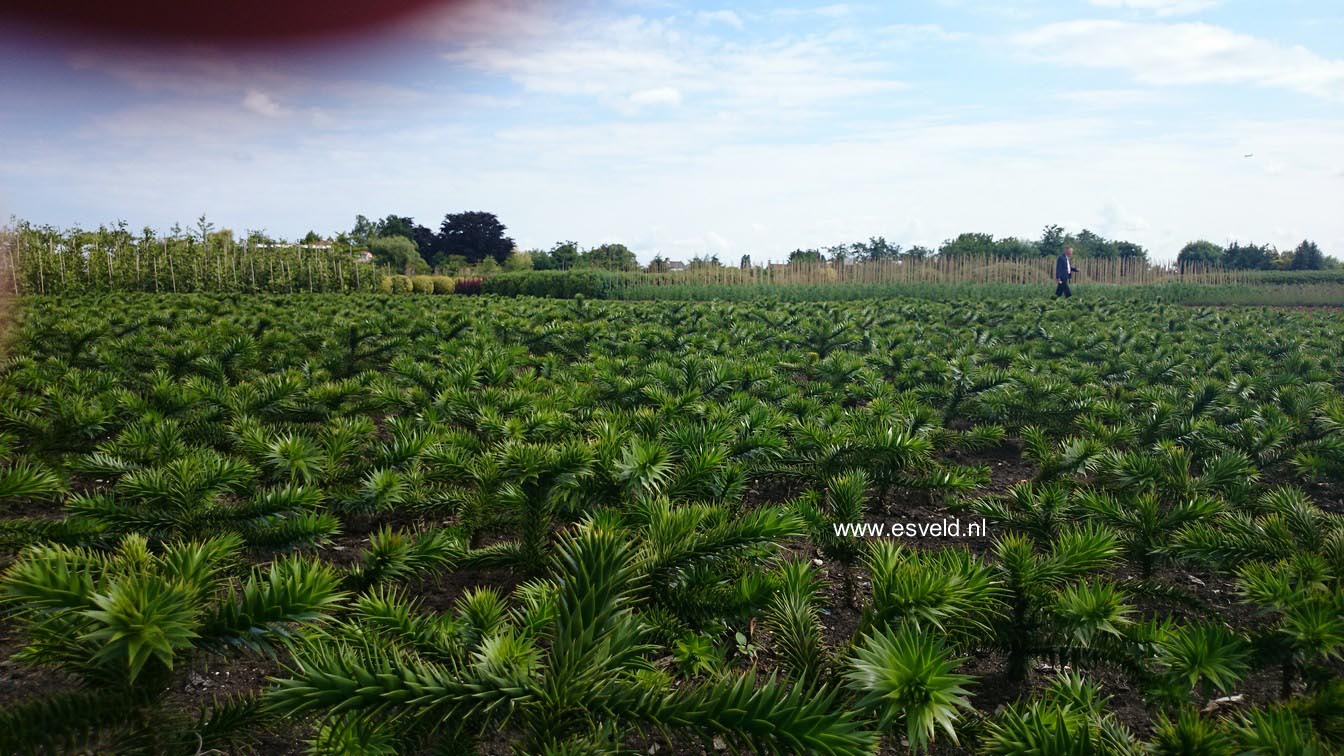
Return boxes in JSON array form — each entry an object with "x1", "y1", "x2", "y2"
[{"x1": 1055, "y1": 254, "x2": 1072, "y2": 282}]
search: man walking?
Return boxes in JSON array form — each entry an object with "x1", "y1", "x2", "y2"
[{"x1": 1054, "y1": 246, "x2": 1078, "y2": 298}]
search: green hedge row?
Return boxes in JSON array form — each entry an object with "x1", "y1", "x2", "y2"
[
  {"x1": 1237, "y1": 269, "x2": 1344, "y2": 285},
  {"x1": 481, "y1": 270, "x2": 638, "y2": 298}
]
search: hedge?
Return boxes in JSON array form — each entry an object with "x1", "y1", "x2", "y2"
[
  {"x1": 1237, "y1": 269, "x2": 1344, "y2": 285},
  {"x1": 481, "y1": 270, "x2": 638, "y2": 298}
]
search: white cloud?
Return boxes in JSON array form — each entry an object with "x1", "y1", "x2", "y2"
[
  {"x1": 10, "y1": 105, "x2": 1344, "y2": 263},
  {"x1": 1088, "y1": 0, "x2": 1220, "y2": 17},
  {"x1": 444, "y1": 14, "x2": 907, "y2": 116},
  {"x1": 242, "y1": 90, "x2": 283, "y2": 117},
  {"x1": 7, "y1": 1, "x2": 1344, "y2": 266},
  {"x1": 1058, "y1": 88, "x2": 1170, "y2": 109},
  {"x1": 434, "y1": 112, "x2": 1344, "y2": 262},
  {"x1": 876, "y1": 23, "x2": 969, "y2": 43},
  {"x1": 628, "y1": 86, "x2": 683, "y2": 107},
  {"x1": 816, "y1": 4, "x2": 855, "y2": 18},
  {"x1": 706, "y1": 231, "x2": 732, "y2": 251},
  {"x1": 696, "y1": 10, "x2": 743, "y2": 30},
  {"x1": 1016, "y1": 21, "x2": 1344, "y2": 101},
  {"x1": 443, "y1": 16, "x2": 691, "y2": 101},
  {"x1": 1095, "y1": 200, "x2": 1151, "y2": 239}
]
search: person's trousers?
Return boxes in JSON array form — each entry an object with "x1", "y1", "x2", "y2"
[{"x1": 1054, "y1": 282, "x2": 1072, "y2": 298}]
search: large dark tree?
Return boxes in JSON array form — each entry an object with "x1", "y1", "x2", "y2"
[
  {"x1": 411, "y1": 224, "x2": 440, "y2": 261},
  {"x1": 439, "y1": 211, "x2": 515, "y2": 264},
  {"x1": 1291, "y1": 240, "x2": 1325, "y2": 270},
  {"x1": 1070, "y1": 229, "x2": 1116, "y2": 259}
]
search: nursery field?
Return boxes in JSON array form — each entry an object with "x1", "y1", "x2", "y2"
[{"x1": 2, "y1": 293, "x2": 1343, "y2": 755}]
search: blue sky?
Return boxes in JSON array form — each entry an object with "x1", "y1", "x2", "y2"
[{"x1": 2, "y1": 0, "x2": 1342, "y2": 262}]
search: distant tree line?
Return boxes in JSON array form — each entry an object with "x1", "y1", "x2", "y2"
[
  {"x1": 783, "y1": 226, "x2": 1148, "y2": 266},
  {"x1": 1176, "y1": 239, "x2": 1334, "y2": 271},
  {"x1": 328, "y1": 212, "x2": 1339, "y2": 275},
  {"x1": 340, "y1": 212, "x2": 644, "y2": 275}
]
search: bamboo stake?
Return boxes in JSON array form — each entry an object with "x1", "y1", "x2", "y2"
[{"x1": 166, "y1": 239, "x2": 177, "y2": 293}]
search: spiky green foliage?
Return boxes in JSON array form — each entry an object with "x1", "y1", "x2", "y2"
[
  {"x1": 0, "y1": 689, "x2": 137, "y2": 754},
  {"x1": 269, "y1": 525, "x2": 878, "y2": 754},
  {"x1": 795, "y1": 470, "x2": 871, "y2": 602},
  {"x1": 1152, "y1": 623, "x2": 1250, "y2": 699},
  {"x1": 991, "y1": 525, "x2": 1122, "y2": 681},
  {"x1": 844, "y1": 625, "x2": 975, "y2": 751},
  {"x1": 628, "y1": 497, "x2": 803, "y2": 630},
  {"x1": 1077, "y1": 490, "x2": 1222, "y2": 578},
  {"x1": 0, "y1": 460, "x2": 65, "y2": 500},
  {"x1": 0, "y1": 534, "x2": 341, "y2": 752},
  {"x1": 1287, "y1": 678, "x2": 1344, "y2": 747},
  {"x1": 970, "y1": 481, "x2": 1083, "y2": 544},
  {"x1": 1149, "y1": 708, "x2": 1237, "y2": 756},
  {"x1": 5, "y1": 290, "x2": 1344, "y2": 753},
  {"x1": 1053, "y1": 580, "x2": 1133, "y2": 647},
  {"x1": 344, "y1": 526, "x2": 466, "y2": 590},
  {"x1": 1021, "y1": 427, "x2": 1105, "y2": 483},
  {"x1": 1172, "y1": 486, "x2": 1343, "y2": 569},
  {"x1": 863, "y1": 540, "x2": 1001, "y2": 642},
  {"x1": 202, "y1": 554, "x2": 346, "y2": 652},
  {"x1": 1229, "y1": 707, "x2": 1332, "y2": 755},
  {"x1": 309, "y1": 714, "x2": 400, "y2": 755},
  {"x1": 762, "y1": 558, "x2": 827, "y2": 685},
  {"x1": 1236, "y1": 555, "x2": 1344, "y2": 696},
  {"x1": 982, "y1": 673, "x2": 1142, "y2": 756}
]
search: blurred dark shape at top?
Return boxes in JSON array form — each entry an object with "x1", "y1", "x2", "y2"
[{"x1": 0, "y1": 0, "x2": 476, "y2": 47}]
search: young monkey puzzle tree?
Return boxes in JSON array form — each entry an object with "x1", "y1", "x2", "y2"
[
  {"x1": 267, "y1": 525, "x2": 877, "y2": 754},
  {"x1": 838, "y1": 542, "x2": 997, "y2": 752},
  {"x1": 990, "y1": 525, "x2": 1126, "y2": 683},
  {"x1": 795, "y1": 470, "x2": 869, "y2": 605},
  {"x1": 0, "y1": 533, "x2": 345, "y2": 753},
  {"x1": 762, "y1": 558, "x2": 828, "y2": 687},
  {"x1": 981, "y1": 672, "x2": 1143, "y2": 755},
  {"x1": 1237, "y1": 553, "x2": 1344, "y2": 699},
  {"x1": 844, "y1": 625, "x2": 976, "y2": 753},
  {"x1": 450, "y1": 439, "x2": 595, "y2": 576},
  {"x1": 1146, "y1": 622, "x2": 1251, "y2": 709}
]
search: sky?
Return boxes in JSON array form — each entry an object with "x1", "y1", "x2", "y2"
[{"x1": 1, "y1": 0, "x2": 1342, "y2": 263}]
